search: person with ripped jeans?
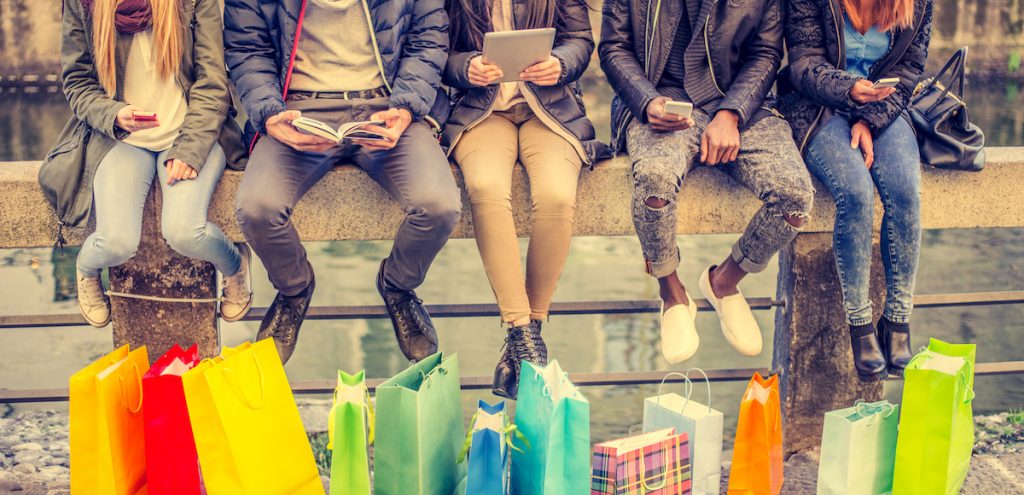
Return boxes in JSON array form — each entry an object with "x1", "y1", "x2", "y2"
[{"x1": 599, "y1": 0, "x2": 814, "y2": 363}]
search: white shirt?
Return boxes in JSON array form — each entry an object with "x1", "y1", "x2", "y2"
[{"x1": 122, "y1": 30, "x2": 187, "y2": 152}]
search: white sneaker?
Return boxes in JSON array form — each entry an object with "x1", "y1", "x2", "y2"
[
  {"x1": 698, "y1": 265, "x2": 762, "y2": 356},
  {"x1": 660, "y1": 293, "x2": 699, "y2": 364},
  {"x1": 77, "y1": 271, "x2": 111, "y2": 328},
  {"x1": 221, "y1": 243, "x2": 253, "y2": 322}
]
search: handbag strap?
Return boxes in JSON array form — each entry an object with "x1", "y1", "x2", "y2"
[{"x1": 916, "y1": 47, "x2": 968, "y2": 113}]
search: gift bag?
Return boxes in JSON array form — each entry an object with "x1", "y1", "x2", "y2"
[
  {"x1": 70, "y1": 345, "x2": 150, "y2": 495},
  {"x1": 461, "y1": 400, "x2": 522, "y2": 495},
  {"x1": 374, "y1": 353, "x2": 467, "y2": 495},
  {"x1": 143, "y1": 344, "x2": 202, "y2": 495},
  {"x1": 182, "y1": 340, "x2": 323, "y2": 495},
  {"x1": 727, "y1": 373, "x2": 783, "y2": 495},
  {"x1": 512, "y1": 360, "x2": 591, "y2": 495},
  {"x1": 816, "y1": 400, "x2": 899, "y2": 495},
  {"x1": 328, "y1": 370, "x2": 373, "y2": 495},
  {"x1": 591, "y1": 427, "x2": 692, "y2": 495},
  {"x1": 892, "y1": 339, "x2": 977, "y2": 495},
  {"x1": 643, "y1": 369, "x2": 724, "y2": 495}
]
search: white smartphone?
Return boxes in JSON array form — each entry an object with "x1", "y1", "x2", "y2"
[
  {"x1": 873, "y1": 77, "x2": 901, "y2": 89},
  {"x1": 664, "y1": 101, "x2": 694, "y2": 119}
]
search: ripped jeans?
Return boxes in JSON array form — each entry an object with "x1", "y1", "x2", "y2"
[{"x1": 626, "y1": 111, "x2": 814, "y2": 278}]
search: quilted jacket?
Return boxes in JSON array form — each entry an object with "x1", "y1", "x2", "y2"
[
  {"x1": 778, "y1": 0, "x2": 933, "y2": 153},
  {"x1": 441, "y1": 0, "x2": 611, "y2": 164},
  {"x1": 224, "y1": 0, "x2": 451, "y2": 143}
]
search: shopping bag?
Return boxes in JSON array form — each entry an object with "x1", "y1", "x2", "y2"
[
  {"x1": 183, "y1": 340, "x2": 323, "y2": 495},
  {"x1": 892, "y1": 339, "x2": 977, "y2": 495},
  {"x1": 461, "y1": 400, "x2": 523, "y2": 495},
  {"x1": 643, "y1": 369, "x2": 724, "y2": 495},
  {"x1": 512, "y1": 360, "x2": 591, "y2": 495},
  {"x1": 70, "y1": 345, "x2": 150, "y2": 495},
  {"x1": 727, "y1": 373, "x2": 783, "y2": 495},
  {"x1": 591, "y1": 427, "x2": 692, "y2": 495},
  {"x1": 816, "y1": 400, "x2": 899, "y2": 495},
  {"x1": 374, "y1": 353, "x2": 467, "y2": 495},
  {"x1": 143, "y1": 344, "x2": 201, "y2": 495},
  {"x1": 328, "y1": 370, "x2": 373, "y2": 495}
]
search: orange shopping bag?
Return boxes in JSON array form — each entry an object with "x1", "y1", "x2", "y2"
[
  {"x1": 70, "y1": 345, "x2": 150, "y2": 495},
  {"x1": 726, "y1": 373, "x2": 783, "y2": 495}
]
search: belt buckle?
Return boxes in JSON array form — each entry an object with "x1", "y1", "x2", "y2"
[{"x1": 343, "y1": 91, "x2": 350, "y2": 101}]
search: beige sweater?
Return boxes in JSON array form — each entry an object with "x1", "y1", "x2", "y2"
[{"x1": 289, "y1": 0, "x2": 385, "y2": 92}]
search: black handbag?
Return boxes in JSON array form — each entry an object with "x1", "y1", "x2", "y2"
[{"x1": 910, "y1": 46, "x2": 986, "y2": 171}]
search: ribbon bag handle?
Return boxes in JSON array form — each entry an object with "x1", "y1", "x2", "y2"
[
  {"x1": 222, "y1": 352, "x2": 266, "y2": 410},
  {"x1": 118, "y1": 361, "x2": 144, "y2": 415},
  {"x1": 961, "y1": 360, "x2": 976, "y2": 404},
  {"x1": 853, "y1": 399, "x2": 896, "y2": 418}
]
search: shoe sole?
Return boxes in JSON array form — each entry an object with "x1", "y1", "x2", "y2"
[
  {"x1": 80, "y1": 307, "x2": 110, "y2": 328},
  {"x1": 858, "y1": 369, "x2": 890, "y2": 382},
  {"x1": 221, "y1": 245, "x2": 254, "y2": 323}
]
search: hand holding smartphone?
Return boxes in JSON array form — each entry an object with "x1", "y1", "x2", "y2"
[
  {"x1": 872, "y1": 77, "x2": 901, "y2": 89},
  {"x1": 663, "y1": 101, "x2": 694, "y2": 119},
  {"x1": 132, "y1": 111, "x2": 158, "y2": 122}
]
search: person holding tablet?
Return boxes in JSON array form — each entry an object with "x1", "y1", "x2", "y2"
[
  {"x1": 780, "y1": 0, "x2": 933, "y2": 380},
  {"x1": 443, "y1": 0, "x2": 610, "y2": 399},
  {"x1": 44, "y1": 0, "x2": 252, "y2": 329},
  {"x1": 599, "y1": 0, "x2": 815, "y2": 364}
]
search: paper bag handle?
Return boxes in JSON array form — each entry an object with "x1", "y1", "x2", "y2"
[
  {"x1": 118, "y1": 361, "x2": 144, "y2": 415},
  {"x1": 656, "y1": 368, "x2": 712, "y2": 413},
  {"x1": 638, "y1": 440, "x2": 670, "y2": 491},
  {"x1": 222, "y1": 352, "x2": 266, "y2": 409}
]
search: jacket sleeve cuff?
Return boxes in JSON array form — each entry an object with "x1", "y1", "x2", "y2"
[
  {"x1": 552, "y1": 53, "x2": 571, "y2": 85},
  {"x1": 252, "y1": 99, "x2": 287, "y2": 134},
  {"x1": 389, "y1": 100, "x2": 423, "y2": 121}
]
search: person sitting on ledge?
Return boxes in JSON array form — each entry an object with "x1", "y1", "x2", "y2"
[
  {"x1": 224, "y1": 0, "x2": 460, "y2": 364},
  {"x1": 43, "y1": 0, "x2": 253, "y2": 329},
  {"x1": 599, "y1": 0, "x2": 814, "y2": 363}
]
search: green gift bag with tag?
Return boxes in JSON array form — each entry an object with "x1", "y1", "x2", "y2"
[
  {"x1": 816, "y1": 400, "x2": 899, "y2": 495},
  {"x1": 373, "y1": 353, "x2": 467, "y2": 495},
  {"x1": 892, "y1": 339, "x2": 976, "y2": 495}
]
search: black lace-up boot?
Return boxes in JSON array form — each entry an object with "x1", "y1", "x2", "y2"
[
  {"x1": 377, "y1": 260, "x2": 438, "y2": 362},
  {"x1": 492, "y1": 321, "x2": 548, "y2": 399},
  {"x1": 256, "y1": 267, "x2": 315, "y2": 365}
]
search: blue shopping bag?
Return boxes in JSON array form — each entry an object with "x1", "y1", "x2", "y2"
[{"x1": 460, "y1": 400, "x2": 522, "y2": 495}]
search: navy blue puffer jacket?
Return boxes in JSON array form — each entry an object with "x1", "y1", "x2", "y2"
[{"x1": 224, "y1": 0, "x2": 450, "y2": 142}]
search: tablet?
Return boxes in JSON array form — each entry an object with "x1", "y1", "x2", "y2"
[{"x1": 482, "y1": 28, "x2": 557, "y2": 83}]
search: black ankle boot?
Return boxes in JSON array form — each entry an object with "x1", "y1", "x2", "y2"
[
  {"x1": 492, "y1": 321, "x2": 548, "y2": 399},
  {"x1": 879, "y1": 318, "x2": 913, "y2": 375},
  {"x1": 850, "y1": 323, "x2": 887, "y2": 381}
]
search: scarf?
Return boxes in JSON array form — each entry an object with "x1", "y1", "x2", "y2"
[{"x1": 81, "y1": 0, "x2": 153, "y2": 34}]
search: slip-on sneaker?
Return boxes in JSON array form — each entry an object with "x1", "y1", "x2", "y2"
[
  {"x1": 698, "y1": 265, "x2": 762, "y2": 356},
  {"x1": 660, "y1": 293, "x2": 699, "y2": 364}
]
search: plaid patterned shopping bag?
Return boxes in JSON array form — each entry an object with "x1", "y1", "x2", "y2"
[{"x1": 591, "y1": 428, "x2": 692, "y2": 495}]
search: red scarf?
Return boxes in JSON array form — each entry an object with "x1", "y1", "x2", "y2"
[{"x1": 81, "y1": 0, "x2": 153, "y2": 34}]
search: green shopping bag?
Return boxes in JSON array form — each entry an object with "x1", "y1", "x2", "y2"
[
  {"x1": 373, "y1": 353, "x2": 467, "y2": 495},
  {"x1": 511, "y1": 360, "x2": 591, "y2": 495},
  {"x1": 816, "y1": 400, "x2": 899, "y2": 495},
  {"x1": 328, "y1": 370, "x2": 373, "y2": 495},
  {"x1": 892, "y1": 339, "x2": 976, "y2": 495}
]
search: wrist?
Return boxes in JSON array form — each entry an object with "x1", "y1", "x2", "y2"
[{"x1": 715, "y1": 109, "x2": 740, "y2": 125}]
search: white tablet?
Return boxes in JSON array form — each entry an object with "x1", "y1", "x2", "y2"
[{"x1": 482, "y1": 28, "x2": 557, "y2": 83}]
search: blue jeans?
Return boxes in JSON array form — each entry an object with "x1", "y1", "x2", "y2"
[
  {"x1": 805, "y1": 115, "x2": 921, "y2": 326},
  {"x1": 77, "y1": 142, "x2": 241, "y2": 277}
]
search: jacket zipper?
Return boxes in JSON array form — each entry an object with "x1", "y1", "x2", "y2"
[
  {"x1": 359, "y1": 0, "x2": 393, "y2": 94},
  {"x1": 703, "y1": 0, "x2": 726, "y2": 97},
  {"x1": 799, "y1": 0, "x2": 844, "y2": 154},
  {"x1": 248, "y1": 0, "x2": 310, "y2": 154},
  {"x1": 644, "y1": 0, "x2": 663, "y2": 73}
]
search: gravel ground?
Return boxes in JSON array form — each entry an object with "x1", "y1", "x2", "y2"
[{"x1": 2, "y1": 403, "x2": 1022, "y2": 494}]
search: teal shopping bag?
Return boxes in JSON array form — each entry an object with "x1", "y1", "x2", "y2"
[
  {"x1": 892, "y1": 339, "x2": 976, "y2": 495},
  {"x1": 816, "y1": 400, "x2": 899, "y2": 495},
  {"x1": 643, "y1": 369, "x2": 723, "y2": 495},
  {"x1": 511, "y1": 360, "x2": 591, "y2": 495},
  {"x1": 328, "y1": 370, "x2": 372, "y2": 495},
  {"x1": 374, "y1": 353, "x2": 467, "y2": 495}
]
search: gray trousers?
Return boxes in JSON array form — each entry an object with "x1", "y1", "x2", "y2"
[
  {"x1": 627, "y1": 111, "x2": 814, "y2": 277},
  {"x1": 236, "y1": 95, "x2": 461, "y2": 295}
]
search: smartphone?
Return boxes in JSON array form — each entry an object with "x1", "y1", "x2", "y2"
[
  {"x1": 133, "y1": 111, "x2": 158, "y2": 122},
  {"x1": 872, "y1": 77, "x2": 901, "y2": 89},
  {"x1": 664, "y1": 101, "x2": 694, "y2": 119}
]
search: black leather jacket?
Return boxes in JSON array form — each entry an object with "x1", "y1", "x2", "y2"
[
  {"x1": 778, "y1": 0, "x2": 933, "y2": 153},
  {"x1": 442, "y1": 0, "x2": 611, "y2": 164},
  {"x1": 599, "y1": 0, "x2": 785, "y2": 152}
]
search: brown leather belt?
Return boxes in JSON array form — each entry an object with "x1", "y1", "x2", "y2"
[{"x1": 288, "y1": 87, "x2": 388, "y2": 100}]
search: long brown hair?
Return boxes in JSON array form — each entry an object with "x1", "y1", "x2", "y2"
[
  {"x1": 446, "y1": 0, "x2": 583, "y2": 51},
  {"x1": 842, "y1": 0, "x2": 915, "y2": 33},
  {"x1": 93, "y1": 0, "x2": 183, "y2": 96}
]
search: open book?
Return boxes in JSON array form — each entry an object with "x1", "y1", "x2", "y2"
[{"x1": 292, "y1": 117, "x2": 389, "y2": 143}]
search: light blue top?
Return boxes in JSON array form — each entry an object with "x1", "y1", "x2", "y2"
[{"x1": 844, "y1": 16, "x2": 892, "y2": 78}]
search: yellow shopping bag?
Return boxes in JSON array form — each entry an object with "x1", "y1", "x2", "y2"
[
  {"x1": 184, "y1": 340, "x2": 323, "y2": 495},
  {"x1": 70, "y1": 345, "x2": 150, "y2": 495}
]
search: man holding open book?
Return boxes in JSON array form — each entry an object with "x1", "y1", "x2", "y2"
[{"x1": 225, "y1": 0, "x2": 459, "y2": 364}]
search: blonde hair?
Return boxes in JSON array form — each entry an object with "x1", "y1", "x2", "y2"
[
  {"x1": 843, "y1": 0, "x2": 915, "y2": 33},
  {"x1": 93, "y1": 0, "x2": 183, "y2": 96}
]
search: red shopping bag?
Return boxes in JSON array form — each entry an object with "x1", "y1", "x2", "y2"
[{"x1": 143, "y1": 344, "x2": 202, "y2": 495}]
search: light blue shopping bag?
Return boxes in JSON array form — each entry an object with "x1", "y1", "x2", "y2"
[
  {"x1": 511, "y1": 360, "x2": 591, "y2": 495},
  {"x1": 643, "y1": 369, "x2": 723, "y2": 495},
  {"x1": 460, "y1": 400, "x2": 514, "y2": 495},
  {"x1": 817, "y1": 400, "x2": 899, "y2": 495}
]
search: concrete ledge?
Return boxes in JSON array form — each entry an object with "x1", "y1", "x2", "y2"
[{"x1": 2, "y1": 148, "x2": 1023, "y2": 248}]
